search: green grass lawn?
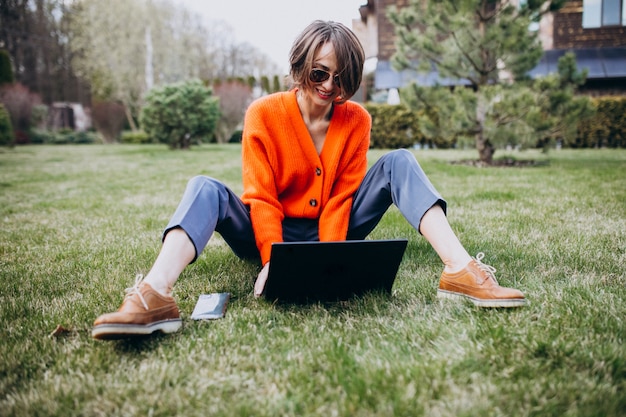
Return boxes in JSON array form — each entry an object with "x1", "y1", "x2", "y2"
[{"x1": 1, "y1": 144, "x2": 624, "y2": 417}]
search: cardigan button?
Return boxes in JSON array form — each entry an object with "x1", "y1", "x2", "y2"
[
  {"x1": 309, "y1": 198, "x2": 317, "y2": 207},
  {"x1": 315, "y1": 167, "x2": 322, "y2": 176}
]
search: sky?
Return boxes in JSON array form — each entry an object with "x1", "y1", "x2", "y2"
[{"x1": 177, "y1": 0, "x2": 365, "y2": 73}]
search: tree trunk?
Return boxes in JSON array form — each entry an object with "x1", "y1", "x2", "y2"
[
  {"x1": 123, "y1": 104, "x2": 137, "y2": 131},
  {"x1": 476, "y1": 136, "x2": 495, "y2": 164},
  {"x1": 475, "y1": 93, "x2": 494, "y2": 164}
]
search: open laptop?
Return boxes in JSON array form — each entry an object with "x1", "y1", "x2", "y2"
[{"x1": 263, "y1": 239, "x2": 408, "y2": 303}]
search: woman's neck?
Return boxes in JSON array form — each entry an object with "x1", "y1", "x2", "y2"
[{"x1": 296, "y1": 90, "x2": 333, "y2": 124}]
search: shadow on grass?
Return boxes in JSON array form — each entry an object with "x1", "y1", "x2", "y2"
[
  {"x1": 107, "y1": 332, "x2": 180, "y2": 353},
  {"x1": 83, "y1": 328, "x2": 185, "y2": 353},
  {"x1": 264, "y1": 289, "x2": 396, "y2": 316}
]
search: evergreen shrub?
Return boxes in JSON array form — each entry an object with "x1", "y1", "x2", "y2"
[
  {"x1": 141, "y1": 79, "x2": 220, "y2": 149},
  {"x1": 366, "y1": 97, "x2": 625, "y2": 150},
  {"x1": 28, "y1": 129, "x2": 99, "y2": 145},
  {"x1": 364, "y1": 104, "x2": 425, "y2": 149},
  {"x1": 576, "y1": 97, "x2": 626, "y2": 148},
  {"x1": 29, "y1": 129, "x2": 49, "y2": 144}
]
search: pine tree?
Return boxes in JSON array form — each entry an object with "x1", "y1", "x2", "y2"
[{"x1": 389, "y1": 0, "x2": 568, "y2": 163}]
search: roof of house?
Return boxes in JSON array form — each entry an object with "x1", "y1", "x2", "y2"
[
  {"x1": 528, "y1": 47, "x2": 626, "y2": 79},
  {"x1": 375, "y1": 47, "x2": 626, "y2": 89},
  {"x1": 374, "y1": 60, "x2": 471, "y2": 89}
]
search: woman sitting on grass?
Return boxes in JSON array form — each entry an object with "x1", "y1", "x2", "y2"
[{"x1": 92, "y1": 20, "x2": 526, "y2": 340}]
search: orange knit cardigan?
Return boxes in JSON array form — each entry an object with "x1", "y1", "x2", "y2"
[{"x1": 241, "y1": 90, "x2": 372, "y2": 265}]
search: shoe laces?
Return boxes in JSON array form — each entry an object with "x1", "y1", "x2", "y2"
[
  {"x1": 125, "y1": 274, "x2": 149, "y2": 310},
  {"x1": 473, "y1": 252, "x2": 498, "y2": 284}
]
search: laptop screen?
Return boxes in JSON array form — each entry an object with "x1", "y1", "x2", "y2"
[{"x1": 264, "y1": 239, "x2": 408, "y2": 303}]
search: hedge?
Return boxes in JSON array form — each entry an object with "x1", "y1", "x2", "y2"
[
  {"x1": 364, "y1": 103, "x2": 425, "y2": 149},
  {"x1": 366, "y1": 97, "x2": 625, "y2": 150},
  {"x1": 575, "y1": 96, "x2": 626, "y2": 148},
  {"x1": 28, "y1": 129, "x2": 100, "y2": 145}
]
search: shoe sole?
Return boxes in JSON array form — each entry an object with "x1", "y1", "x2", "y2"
[
  {"x1": 437, "y1": 289, "x2": 527, "y2": 308},
  {"x1": 92, "y1": 319, "x2": 183, "y2": 340}
]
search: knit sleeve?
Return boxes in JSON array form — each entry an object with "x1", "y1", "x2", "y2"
[{"x1": 241, "y1": 101, "x2": 285, "y2": 264}]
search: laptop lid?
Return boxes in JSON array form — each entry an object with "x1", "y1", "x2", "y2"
[{"x1": 264, "y1": 239, "x2": 408, "y2": 303}]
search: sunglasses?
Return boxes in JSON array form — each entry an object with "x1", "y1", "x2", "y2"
[{"x1": 309, "y1": 68, "x2": 341, "y2": 87}]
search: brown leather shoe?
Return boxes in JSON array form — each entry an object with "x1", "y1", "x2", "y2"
[
  {"x1": 438, "y1": 253, "x2": 527, "y2": 307},
  {"x1": 92, "y1": 275, "x2": 182, "y2": 339}
]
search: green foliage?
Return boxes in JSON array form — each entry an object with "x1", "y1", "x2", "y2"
[
  {"x1": 389, "y1": 0, "x2": 548, "y2": 86},
  {"x1": 389, "y1": 0, "x2": 566, "y2": 163},
  {"x1": 400, "y1": 84, "x2": 477, "y2": 147},
  {"x1": 365, "y1": 103, "x2": 425, "y2": 149},
  {"x1": 140, "y1": 80, "x2": 220, "y2": 149},
  {"x1": 53, "y1": 130, "x2": 99, "y2": 144},
  {"x1": 576, "y1": 97, "x2": 626, "y2": 148},
  {"x1": 120, "y1": 130, "x2": 153, "y2": 144},
  {"x1": 28, "y1": 129, "x2": 49, "y2": 144},
  {"x1": 247, "y1": 76, "x2": 256, "y2": 89},
  {"x1": 0, "y1": 50, "x2": 14, "y2": 86},
  {"x1": 530, "y1": 53, "x2": 595, "y2": 150},
  {"x1": 30, "y1": 105, "x2": 49, "y2": 130},
  {"x1": 0, "y1": 103, "x2": 14, "y2": 145},
  {"x1": 400, "y1": 82, "x2": 546, "y2": 152},
  {"x1": 27, "y1": 129, "x2": 100, "y2": 145},
  {"x1": 261, "y1": 75, "x2": 270, "y2": 94},
  {"x1": 272, "y1": 75, "x2": 282, "y2": 93},
  {"x1": 229, "y1": 130, "x2": 243, "y2": 143}
]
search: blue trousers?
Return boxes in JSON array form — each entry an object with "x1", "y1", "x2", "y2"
[{"x1": 165, "y1": 149, "x2": 446, "y2": 263}]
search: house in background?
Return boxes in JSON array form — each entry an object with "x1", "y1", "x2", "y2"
[
  {"x1": 353, "y1": 0, "x2": 626, "y2": 99},
  {"x1": 530, "y1": 0, "x2": 626, "y2": 95}
]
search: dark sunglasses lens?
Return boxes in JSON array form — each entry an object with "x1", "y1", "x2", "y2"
[{"x1": 310, "y1": 69, "x2": 330, "y2": 83}]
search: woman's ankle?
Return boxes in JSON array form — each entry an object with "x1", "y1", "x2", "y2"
[
  {"x1": 143, "y1": 274, "x2": 174, "y2": 297},
  {"x1": 443, "y1": 255, "x2": 473, "y2": 274}
]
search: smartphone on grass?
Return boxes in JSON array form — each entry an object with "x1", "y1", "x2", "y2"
[{"x1": 190, "y1": 293, "x2": 230, "y2": 320}]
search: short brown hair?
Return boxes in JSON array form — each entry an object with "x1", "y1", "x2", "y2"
[{"x1": 288, "y1": 20, "x2": 365, "y2": 103}]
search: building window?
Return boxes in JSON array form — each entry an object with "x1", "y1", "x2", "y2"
[{"x1": 582, "y1": 0, "x2": 625, "y2": 28}]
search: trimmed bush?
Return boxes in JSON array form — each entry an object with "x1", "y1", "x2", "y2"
[
  {"x1": 141, "y1": 79, "x2": 220, "y2": 149},
  {"x1": 27, "y1": 129, "x2": 99, "y2": 145},
  {"x1": 576, "y1": 97, "x2": 626, "y2": 148},
  {"x1": 29, "y1": 129, "x2": 49, "y2": 144},
  {"x1": 367, "y1": 96, "x2": 624, "y2": 150},
  {"x1": 364, "y1": 104, "x2": 425, "y2": 149},
  {"x1": 31, "y1": 104, "x2": 48, "y2": 130}
]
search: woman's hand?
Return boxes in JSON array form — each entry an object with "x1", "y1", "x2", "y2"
[{"x1": 254, "y1": 262, "x2": 270, "y2": 298}]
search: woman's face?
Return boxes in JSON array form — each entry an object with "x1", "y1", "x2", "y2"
[{"x1": 302, "y1": 42, "x2": 341, "y2": 106}]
